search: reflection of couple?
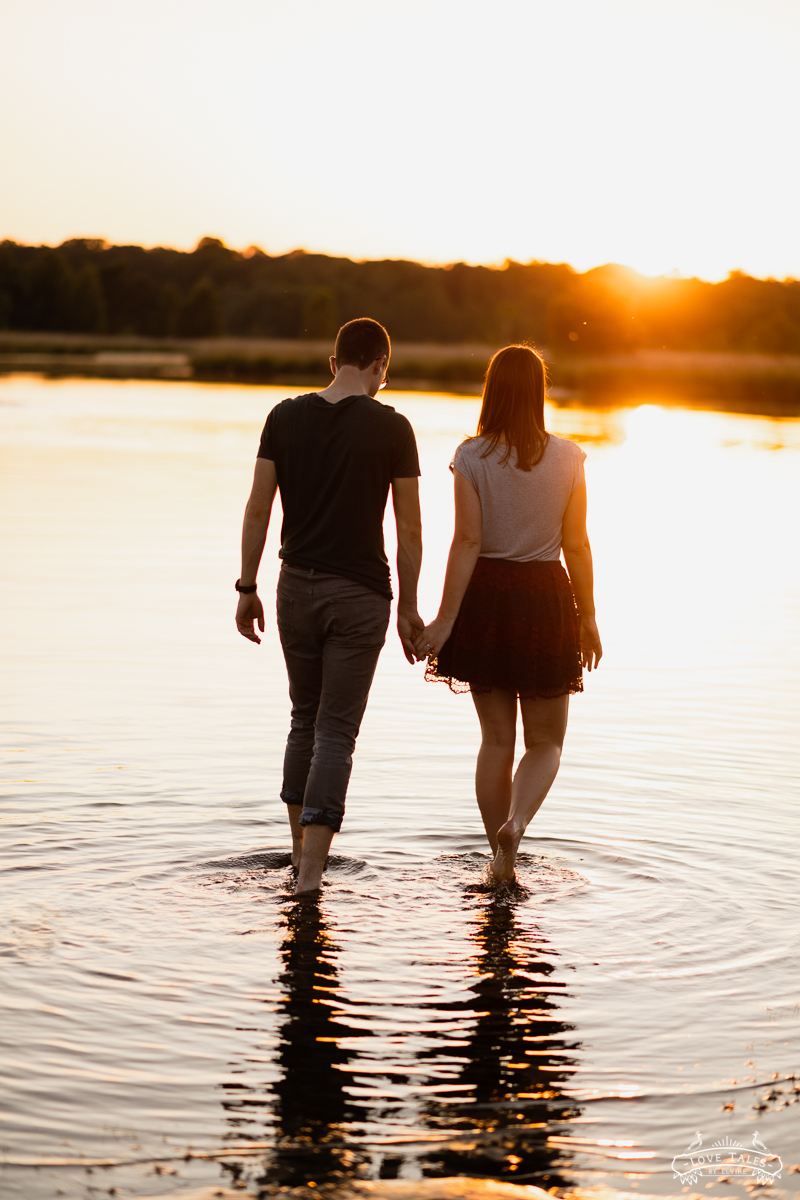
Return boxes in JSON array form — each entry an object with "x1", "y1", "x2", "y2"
[
  {"x1": 236, "y1": 318, "x2": 601, "y2": 895},
  {"x1": 222, "y1": 892, "x2": 579, "y2": 1190}
]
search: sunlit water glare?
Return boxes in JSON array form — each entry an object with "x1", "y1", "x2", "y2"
[{"x1": 1, "y1": 376, "x2": 798, "y2": 1199}]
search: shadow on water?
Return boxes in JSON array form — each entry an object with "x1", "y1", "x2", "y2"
[
  {"x1": 417, "y1": 889, "x2": 581, "y2": 1187},
  {"x1": 220, "y1": 894, "x2": 370, "y2": 1190},
  {"x1": 218, "y1": 874, "x2": 582, "y2": 1192}
]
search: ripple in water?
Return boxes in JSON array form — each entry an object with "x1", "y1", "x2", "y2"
[{"x1": 2, "y1": 380, "x2": 799, "y2": 1198}]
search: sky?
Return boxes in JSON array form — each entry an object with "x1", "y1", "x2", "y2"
[{"x1": 2, "y1": 0, "x2": 800, "y2": 281}]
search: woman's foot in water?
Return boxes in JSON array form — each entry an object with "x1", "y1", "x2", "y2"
[{"x1": 491, "y1": 820, "x2": 523, "y2": 881}]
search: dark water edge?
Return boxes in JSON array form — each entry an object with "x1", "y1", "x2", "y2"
[{"x1": 2, "y1": 334, "x2": 800, "y2": 415}]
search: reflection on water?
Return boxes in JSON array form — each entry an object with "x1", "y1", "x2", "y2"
[
  {"x1": 227, "y1": 893, "x2": 369, "y2": 1189},
  {"x1": 220, "y1": 876, "x2": 580, "y2": 1191},
  {"x1": 417, "y1": 889, "x2": 579, "y2": 1187},
  {"x1": 1, "y1": 376, "x2": 799, "y2": 1199}
]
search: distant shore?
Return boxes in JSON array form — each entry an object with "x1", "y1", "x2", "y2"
[{"x1": 2, "y1": 332, "x2": 799, "y2": 415}]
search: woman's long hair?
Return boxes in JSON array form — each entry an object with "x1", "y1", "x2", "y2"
[{"x1": 476, "y1": 344, "x2": 549, "y2": 471}]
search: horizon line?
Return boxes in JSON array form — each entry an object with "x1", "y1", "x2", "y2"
[{"x1": 4, "y1": 233, "x2": 798, "y2": 288}]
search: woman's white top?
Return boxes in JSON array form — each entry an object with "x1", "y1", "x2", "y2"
[{"x1": 452, "y1": 433, "x2": 586, "y2": 562}]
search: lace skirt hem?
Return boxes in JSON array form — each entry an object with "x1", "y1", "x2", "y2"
[{"x1": 425, "y1": 556, "x2": 583, "y2": 699}]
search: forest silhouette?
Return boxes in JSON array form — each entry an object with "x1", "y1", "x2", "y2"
[{"x1": 2, "y1": 236, "x2": 800, "y2": 355}]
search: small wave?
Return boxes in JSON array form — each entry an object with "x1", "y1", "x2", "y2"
[
  {"x1": 201, "y1": 849, "x2": 371, "y2": 876},
  {"x1": 324, "y1": 853, "x2": 371, "y2": 875},
  {"x1": 202, "y1": 849, "x2": 293, "y2": 871},
  {"x1": 437, "y1": 849, "x2": 588, "y2": 902}
]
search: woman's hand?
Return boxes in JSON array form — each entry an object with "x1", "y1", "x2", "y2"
[
  {"x1": 580, "y1": 615, "x2": 602, "y2": 671},
  {"x1": 414, "y1": 616, "x2": 455, "y2": 660}
]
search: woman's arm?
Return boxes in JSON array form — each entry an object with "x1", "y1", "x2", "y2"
[
  {"x1": 561, "y1": 479, "x2": 602, "y2": 670},
  {"x1": 414, "y1": 469, "x2": 482, "y2": 658}
]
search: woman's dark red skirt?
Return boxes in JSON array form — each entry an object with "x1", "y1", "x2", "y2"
[{"x1": 425, "y1": 557, "x2": 583, "y2": 699}]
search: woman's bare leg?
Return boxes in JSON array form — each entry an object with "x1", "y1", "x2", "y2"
[
  {"x1": 471, "y1": 689, "x2": 518, "y2": 854},
  {"x1": 492, "y1": 694, "x2": 569, "y2": 881}
]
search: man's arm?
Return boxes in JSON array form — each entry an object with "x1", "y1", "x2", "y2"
[
  {"x1": 391, "y1": 476, "x2": 424, "y2": 663},
  {"x1": 414, "y1": 468, "x2": 481, "y2": 658},
  {"x1": 236, "y1": 458, "x2": 278, "y2": 644}
]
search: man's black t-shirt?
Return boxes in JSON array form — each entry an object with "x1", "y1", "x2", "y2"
[{"x1": 257, "y1": 392, "x2": 420, "y2": 600}]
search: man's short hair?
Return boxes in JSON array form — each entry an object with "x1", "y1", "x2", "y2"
[{"x1": 334, "y1": 318, "x2": 391, "y2": 369}]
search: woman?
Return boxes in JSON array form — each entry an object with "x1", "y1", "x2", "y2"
[{"x1": 415, "y1": 344, "x2": 602, "y2": 882}]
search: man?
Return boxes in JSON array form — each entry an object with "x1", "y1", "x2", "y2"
[{"x1": 235, "y1": 318, "x2": 423, "y2": 894}]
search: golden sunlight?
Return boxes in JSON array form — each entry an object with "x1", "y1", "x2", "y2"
[{"x1": 1, "y1": 0, "x2": 799, "y2": 279}]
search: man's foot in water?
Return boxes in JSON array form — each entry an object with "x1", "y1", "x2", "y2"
[
  {"x1": 294, "y1": 867, "x2": 323, "y2": 896},
  {"x1": 293, "y1": 825, "x2": 334, "y2": 895}
]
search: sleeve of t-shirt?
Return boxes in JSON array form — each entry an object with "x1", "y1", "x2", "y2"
[
  {"x1": 451, "y1": 440, "x2": 476, "y2": 486},
  {"x1": 391, "y1": 415, "x2": 421, "y2": 478},
  {"x1": 570, "y1": 441, "x2": 587, "y2": 493},
  {"x1": 256, "y1": 406, "x2": 277, "y2": 460}
]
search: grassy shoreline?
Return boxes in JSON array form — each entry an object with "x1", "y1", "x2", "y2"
[{"x1": 2, "y1": 332, "x2": 800, "y2": 415}]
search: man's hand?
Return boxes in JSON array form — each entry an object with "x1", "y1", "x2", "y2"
[
  {"x1": 236, "y1": 459, "x2": 277, "y2": 645},
  {"x1": 236, "y1": 592, "x2": 265, "y2": 644},
  {"x1": 392, "y1": 477, "x2": 423, "y2": 663},
  {"x1": 397, "y1": 609, "x2": 425, "y2": 664}
]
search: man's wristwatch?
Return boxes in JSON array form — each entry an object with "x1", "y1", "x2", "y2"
[{"x1": 235, "y1": 579, "x2": 258, "y2": 594}]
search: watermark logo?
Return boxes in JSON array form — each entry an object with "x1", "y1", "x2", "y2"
[{"x1": 672, "y1": 1132, "x2": 782, "y2": 1185}]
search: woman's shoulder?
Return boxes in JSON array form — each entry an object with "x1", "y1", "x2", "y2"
[
  {"x1": 455, "y1": 434, "x2": 486, "y2": 451},
  {"x1": 453, "y1": 435, "x2": 489, "y2": 463},
  {"x1": 545, "y1": 433, "x2": 587, "y2": 462},
  {"x1": 452, "y1": 436, "x2": 494, "y2": 481}
]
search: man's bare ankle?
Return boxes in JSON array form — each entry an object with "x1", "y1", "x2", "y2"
[{"x1": 294, "y1": 874, "x2": 322, "y2": 895}]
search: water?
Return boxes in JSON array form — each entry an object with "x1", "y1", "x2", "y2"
[{"x1": 1, "y1": 375, "x2": 799, "y2": 1200}]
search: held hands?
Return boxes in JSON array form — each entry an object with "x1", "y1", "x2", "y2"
[
  {"x1": 413, "y1": 616, "x2": 454, "y2": 662},
  {"x1": 397, "y1": 609, "x2": 426, "y2": 664},
  {"x1": 580, "y1": 615, "x2": 603, "y2": 671},
  {"x1": 412, "y1": 614, "x2": 602, "y2": 670},
  {"x1": 236, "y1": 592, "x2": 265, "y2": 644},
  {"x1": 237, "y1": 596, "x2": 431, "y2": 660}
]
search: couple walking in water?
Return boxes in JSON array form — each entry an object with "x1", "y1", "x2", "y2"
[{"x1": 236, "y1": 318, "x2": 602, "y2": 895}]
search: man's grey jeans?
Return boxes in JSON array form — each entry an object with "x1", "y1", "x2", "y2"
[{"x1": 276, "y1": 564, "x2": 390, "y2": 832}]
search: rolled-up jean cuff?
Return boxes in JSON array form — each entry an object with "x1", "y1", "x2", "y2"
[
  {"x1": 299, "y1": 806, "x2": 343, "y2": 833},
  {"x1": 280, "y1": 788, "x2": 305, "y2": 806}
]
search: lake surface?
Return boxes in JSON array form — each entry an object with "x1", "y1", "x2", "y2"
[{"x1": 1, "y1": 376, "x2": 798, "y2": 1200}]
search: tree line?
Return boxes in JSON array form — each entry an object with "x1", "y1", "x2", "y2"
[{"x1": 1, "y1": 236, "x2": 799, "y2": 355}]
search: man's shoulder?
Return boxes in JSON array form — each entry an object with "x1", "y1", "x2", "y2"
[
  {"x1": 357, "y1": 395, "x2": 415, "y2": 432},
  {"x1": 358, "y1": 394, "x2": 399, "y2": 416},
  {"x1": 264, "y1": 392, "x2": 317, "y2": 424},
  {"x1": 272, "y1": 392, "x2": 316, "y2": 411}
]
